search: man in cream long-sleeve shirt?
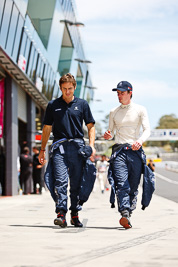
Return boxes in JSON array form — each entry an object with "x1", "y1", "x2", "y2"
[{"x1": 104, "y1": 81, "x2": 150, "y2": 229}]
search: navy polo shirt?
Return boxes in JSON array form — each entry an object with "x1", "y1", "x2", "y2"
[{"x1": 43, "y1": 96, "x2": 95, "y2": 140}]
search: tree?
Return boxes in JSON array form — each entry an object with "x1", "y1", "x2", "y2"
[
  {"x1": 146, "y1": 114, "x2": 178, "y2": 149},
  {"x1": 156, "y1": 114, "x2": 178, "y2": 129}
]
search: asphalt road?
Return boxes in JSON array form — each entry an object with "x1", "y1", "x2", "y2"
[{"x1": 154, "y1": 163, "x2": 178, "y2": 203}]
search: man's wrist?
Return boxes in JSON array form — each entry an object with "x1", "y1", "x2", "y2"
[
  {"x1": 137, "y1": 139, "x2": 143, "y2": 145},
  {"x1": 40, "y1": 148, "x2": 46, "y2": 151},
  {"x1": 89, "y1": 144, "x2": 95, "y2": 149}
]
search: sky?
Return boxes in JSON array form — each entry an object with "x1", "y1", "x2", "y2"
[{"x1": 75, "y1": 0, "x2": 178, "y2": 132}]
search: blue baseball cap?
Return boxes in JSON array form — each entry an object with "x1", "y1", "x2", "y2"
[{"x1": 112, "y1": 81, "x2": 133, "y2": 92}]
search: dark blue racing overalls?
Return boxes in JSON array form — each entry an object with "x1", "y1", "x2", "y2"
[
  {"x1": 52, "y1": 138, "x2": 85, "y2": 213},
  {"x1": 108, "y1": 144, "x2": 155, "y2": 215}
]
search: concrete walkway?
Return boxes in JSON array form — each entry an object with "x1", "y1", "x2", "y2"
[{"x1": 0, "y1": 184, "x2": 178, "y2": 267}]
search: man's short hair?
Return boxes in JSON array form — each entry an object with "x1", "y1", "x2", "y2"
[
  {"x1": 23, "y1": 146, "x2": 29, "y2": 153},
  {"x1": 59, "y1": 73, "x2": 77, "y2": 88}
]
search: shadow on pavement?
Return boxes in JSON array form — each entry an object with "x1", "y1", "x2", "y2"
[{"x1": 9, "y1": 224, "x2": 125, "y2": 231}]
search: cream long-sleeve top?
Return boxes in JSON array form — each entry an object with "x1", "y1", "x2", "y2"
[{"x1": 108, "y1": 102, "x2": 150, "y2": 145}]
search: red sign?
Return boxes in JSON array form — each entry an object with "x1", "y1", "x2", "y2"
[
  {"x1": 0, "y1": 78, "x2": 5, "y2": 138},
  {"x1": 35, "y1": 134, "x2": 42, "y2": 141}
]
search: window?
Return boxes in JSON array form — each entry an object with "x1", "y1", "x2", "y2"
[
  {"x1": 58, "y1": 25, "x2": 74, "y2": 76},
  {"x1": 12, "y1": 15, "x2": 24, "y2": 61},
  {"x1": 27, "y1": 0, "x2": 56, "y2": 49},
  {"x1": 0, "y1": 0, "x2": 13, "y2": 47},
  {"x1": 75, "y1": 64, "x2": 83, "y2": 98},
  {"x1": 5, "y1": 3, "x2": 19, "y2": 55}
]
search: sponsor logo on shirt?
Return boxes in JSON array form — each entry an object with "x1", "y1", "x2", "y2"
[
  {"x1": 74, "y1": 106, "x2": 79, "y2": 111},
  {"x1": 55, "y1": 108, "x2": 62, "y2": 111}
]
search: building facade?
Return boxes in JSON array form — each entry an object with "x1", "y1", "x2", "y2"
[{"x1": 0, "y1": 0, "x2": 94, "y2": 195}]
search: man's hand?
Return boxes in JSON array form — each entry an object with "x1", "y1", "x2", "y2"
[
  {"x1": 38, "y1": 150, "x2": 46, "y2": 165},
  {"x1": 132, "y1": 140, "x2": 142, "y2": 151},
  {"x1": 104, "y1": 130, "x2": 112, "y2": 140},
  {"x1": 38, "y1": 125, "x2": 52, "y2": 165}
]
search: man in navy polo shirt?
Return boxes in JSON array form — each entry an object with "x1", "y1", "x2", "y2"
[{"x1": 38, "y1": 73, "x2": 95, "y2": 228}]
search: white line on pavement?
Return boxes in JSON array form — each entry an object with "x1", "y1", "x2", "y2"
[{"x1": 155, "y1": 172, "x2": 178, "y2": 185}]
